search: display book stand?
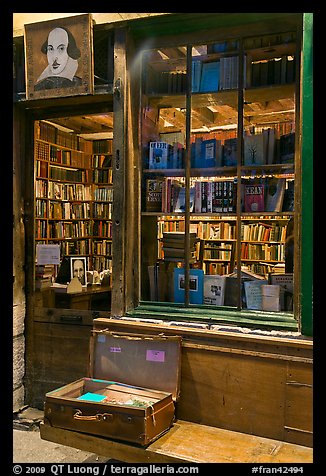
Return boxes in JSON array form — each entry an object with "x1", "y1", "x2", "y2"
[{"x1": 43, "y1": 329, "x2": 182, "y2": 446}]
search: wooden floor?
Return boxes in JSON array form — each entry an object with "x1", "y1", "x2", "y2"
[{"x1": 40, "y1": 420, "x2": 313, "y2": 464}]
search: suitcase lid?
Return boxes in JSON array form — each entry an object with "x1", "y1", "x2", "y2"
[{"x1": 89, "y1": 330, "x2": 182, "y2": 401}]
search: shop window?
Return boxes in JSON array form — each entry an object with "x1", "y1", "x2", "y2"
[{"x1": 139, "y1": 31, "x2": 299, "y2": 331}]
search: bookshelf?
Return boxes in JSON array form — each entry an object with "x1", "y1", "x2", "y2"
[
  {"x1": 34, "y1": 121, "x2": 113, "y2": 286},
  {"x1": 140, "y1": 32, "x2": 296, "y2": 311}
]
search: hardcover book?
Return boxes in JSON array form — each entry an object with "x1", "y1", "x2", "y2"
[
  {"x1": 244, "y1": 183, "x2": 265, "y2": 212},
  {"x1": 243, "y1": 133, "x2": 266, "y2": 165},
  {"x1": 146, "y1": 179, "x2": 163, "y2": 212},
  {"x1": 173, "y1": 268, "x2": 204, "y2": 304}
]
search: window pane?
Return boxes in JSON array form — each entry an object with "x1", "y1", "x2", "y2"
[{"x1": 141, "y1": 47, "x2": 187, "y2": 303}]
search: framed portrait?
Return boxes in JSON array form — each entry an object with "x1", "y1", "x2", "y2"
[
  {"x1": 70, "y1": 256, "x2": 87, "y2": 287},
  {"x1": 24, "y1": 14, "x2": 94, "y2": 100}
]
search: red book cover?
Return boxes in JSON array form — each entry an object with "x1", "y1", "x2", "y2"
[{"x1": 244, "y1": 183, "x2": 265, "y2": 212}]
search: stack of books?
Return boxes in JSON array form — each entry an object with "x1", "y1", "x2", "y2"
[{"x1": 162, "y1": 232, "x2": 198, "y2": 262}]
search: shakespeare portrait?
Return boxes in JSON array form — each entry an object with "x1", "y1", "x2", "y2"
[{"x1": 25, "y1": 14, "x2": 93, "y2": 99}]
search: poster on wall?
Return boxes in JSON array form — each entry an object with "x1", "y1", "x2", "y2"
[{"x1": 24, "y1": 14, "x2": 94, "y2": 100}]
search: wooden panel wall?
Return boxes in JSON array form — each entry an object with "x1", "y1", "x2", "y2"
[{"x1": 93, "y1": 318, "x2": 313, "y2": 447}]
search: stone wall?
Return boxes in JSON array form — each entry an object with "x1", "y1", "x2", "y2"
[{"x1": 13, "y1": 106, "x2": 25, "y2": 412}]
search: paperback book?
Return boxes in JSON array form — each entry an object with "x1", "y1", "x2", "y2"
[{"x1": 203, "y1": 275, "x2": 226, "y2": 306}]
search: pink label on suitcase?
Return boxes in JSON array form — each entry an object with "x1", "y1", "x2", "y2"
[{"x1": 146, "y1": 350, "x2": 165, "y2": 362}]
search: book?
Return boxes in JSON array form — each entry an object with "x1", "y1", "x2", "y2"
[
  {"x1": 243, "y1": 133, "x2": 266, "y2": 165},
  {"x1": 269, "y1": 273, "x2": 293, "y2": 311},
  {"x1": 146, "y1": 179, "x2": 163, "y2": 212},
  {"x1": 78, "y1": 392, "x2": 107, "y2": 402},
  {"x1": 173, "y1": 268, "x2": 204, "y2": 304},
  {"x1": 244, "y1": 279, "x2": 268, "y2": 310},
  {"x1": 149, "y1": 142, "x2": 168, "y2": 169},
  {"x1": 172, "y1": 186, "x2": 195, "y2": 213},
  {"x1": 244, "y1": 183, "x2": 265, "y2": 212},
  {"x1": 204, "y1": 275, "x2": 226, "y2": 305},
  {"x1": 192, "y1": 59, "x2": 202, "y2": 93},
  {"x1": 199, "y1": 61, "x2": 220, "y2": 92},
  {"x1": 201, "y1": 139, "x2": 217, "y2": 168},
  {"x1": 282, "y1": 180, "x2": 295, "y2": 212},
  {"x1": 265, "y1": 178, "x2": 285, "y2": 212},
  {"x1": 261, "y1": 284, "x2": 281, "y2": 312},
  {"x1": 223, "y1": 138, "x2": 237, "y2": 166},
  {"x1": 279, "y1": 132, "x2": 295, "y2": 164}
]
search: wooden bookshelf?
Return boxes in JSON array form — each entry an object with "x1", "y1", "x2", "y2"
[{"x1": 34, "y1": 122, "x2": 113, "y2": 279}]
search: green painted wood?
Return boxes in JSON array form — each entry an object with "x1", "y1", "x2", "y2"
[
  {"x1": 129, "y1": 13, "x2": 299, "y2": 40},
  {"x1": 300, "y1": 14, "x2": 313, "y2": 337},
  {"x1": 126, "y1": 303, "x2": 298, "y2": 331}
]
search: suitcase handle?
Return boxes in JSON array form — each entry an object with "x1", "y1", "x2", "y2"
[{"x1": 73, "y1": 410, "x2": 113, "y2": 422}]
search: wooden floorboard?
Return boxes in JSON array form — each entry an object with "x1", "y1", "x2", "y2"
[{"x1": 40, "y1": 420, "x2": 313, "y2": 464}]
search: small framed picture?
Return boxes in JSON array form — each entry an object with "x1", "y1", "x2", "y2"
[
  {"x1": 24, "y1": 13, "x2": 94, "y2": 100},
  {"x1": 70, "y1": 256, "x2": 87, "y2": 287}
]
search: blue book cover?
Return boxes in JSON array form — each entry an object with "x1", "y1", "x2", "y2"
[
  {"x1": 174, "y1": 268, "x2": 204, "y2": 304},
  {"x1": 77, "y1": 392, "x2": 106, "y2": 402},
  {"x1": 201, "y1": 139, "x2": 217, "y2": 168},
  {"x1": 199, "y1": 61, "x2": 220, "y2": 92}
]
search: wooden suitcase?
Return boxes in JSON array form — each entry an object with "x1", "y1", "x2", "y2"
[{"x1": 43, "y1": 329, "x2": 182, "y2": 446}]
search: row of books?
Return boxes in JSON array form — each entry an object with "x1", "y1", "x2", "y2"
[
  {"x1": 92, "y1": 139, "x2": 113, "y2": 154},
  {"x1": 241, "y1": 222, "x2": 287, "y2": 242},
  {"x1": 243, "y1": 131, "x2": 294, "y2": 166},
  {"x1": 146, "y1": 177, "x2": 293, "y2": 214},
  {"x1": 243, "y1": 178, "x2": 294, "y2": 213},
  {"x1": 93, "y1": 187, "x2": 113, "y2": 202},
  {"x1": 146, "y1": 141, "x2": 184, "y2": 170},
  {"x1": 92, "y1": 169, "x2": 113, "y2": 184},
  {"x1": 49, "y1": 201, "x2": 91, "y2": 220},
  {"x1": 249, "y1": 55, "x2": 295, "y2": 88},
  {"x1": 92, "y1": 257, "x2": 112, "y2": 273},
  {"x1": 146, "y1": 132, "x2": 294, "y2": 170},
  {"x1": 194, "y1": 180, "x2": 236, "y2": 213},
  {"x1": 92, "y1": 239, "x2": 112, "y2": 256},
  {"x1": 202, "y1": 242, "x2": 234, "y2": 261},
  {"x1": 92, "y1": 202, "x2": 113, "y2": 219},
  {"x1": 146, "y1": 56, "x2": 293, "y2": 94},
  {"x1": 144, "y1": 66, "x2": 187, "y2": 95},
  {"x1": 49, "y1": 166, "x2": 90, "y2": 183},
  {"x1": 92, "y1": 154, "x2": 112, "y2": 168},
  {"x1": 161, "y1": 231, "x2": 198, "y2": 262},
  {"x1": 172, "y1": 268, "x2": 293, "y2": 310},
  {"x1": 93, "y1": 220, "x2": 112, "y2": 238},
  {"x1": 35, "y1": 121, "x2": 92, "y2": 152},
  {"x1": 241, "y1": 242, "x2": 285, "y2": 262},
  {"x1": 192, "y1": 56, "x2": 241, "y2": 93},
  {"x1": 191, "y1": 221, "x2": 236, "y2": 240},
  {"x1": 47, "y1": 182, "x2": 92, "y2": 201},
  {"x1": 37, "y1": 182, "x2": 113, "y2": 202},
  {"x1": 49, "y1": 221, "x2": 93, "y2": 239}
]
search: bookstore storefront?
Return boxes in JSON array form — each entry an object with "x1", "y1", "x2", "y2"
[{"x1": 13, "y1": 13, "x2": 313, "y2": 450}]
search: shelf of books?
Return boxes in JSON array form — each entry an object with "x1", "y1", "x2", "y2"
[
  {"x1": 34, "y1": 120, "x2": 113, "y2": 289},
  {"x1": 140, "y1": 32, "x2": 296, "y2": 312}
]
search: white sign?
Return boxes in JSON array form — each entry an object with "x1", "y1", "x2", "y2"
[{"x1": 36, "y1": 244, "x2": 60, "y2": 265}]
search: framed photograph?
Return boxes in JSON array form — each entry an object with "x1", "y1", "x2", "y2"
[
  {"x1": 70, "y1": 256, "x2": 87, "y2": 287},
  {"x1": 24, "y1": 13, "x2": 94, "y2": 100}
]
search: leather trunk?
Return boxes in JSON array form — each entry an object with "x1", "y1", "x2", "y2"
[{"x1": 43, "y1": 329, "x2": 182, "y2": 446}]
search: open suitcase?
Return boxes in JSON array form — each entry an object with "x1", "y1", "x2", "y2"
[{"x1": 43, "y1": 329, "x2": 182, "y2": 446}]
